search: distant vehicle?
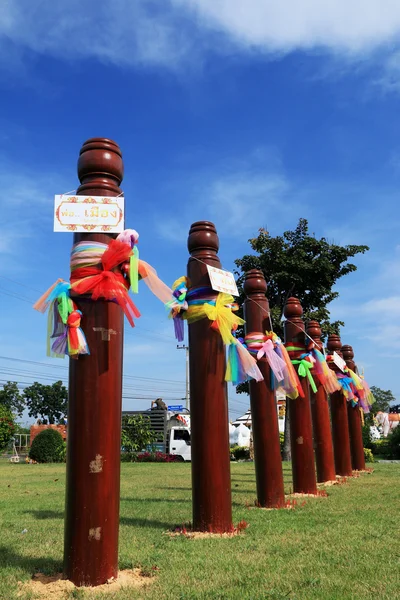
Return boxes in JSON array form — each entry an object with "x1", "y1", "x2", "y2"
[{"x1": 122, "y1": 408, "x2": 191, "y2": 461}]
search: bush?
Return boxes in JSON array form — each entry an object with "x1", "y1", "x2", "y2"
[
  {"x1": 137, "y1": 451, "x2": 178, "y2": 463},
  {"x1": 370, "y1": 438, "x2": 392, "y2": 458},
  {"x1": 279, "y1": 432, "x2": 284, "y2": 457},
  {"x1": 230, "y1": 446, "x2": 251, "y2": 461},
  {"x1": 362, "y1": 425, "x2": 373, "y2": 449},
  {"x1": 364, "y1": 448, "x2": 374, "y2": 463},
  {"x1": 387, "y1": 426, "x2": 400, "y2": 460},
  {"x1": 0, "y1": 405, "x2": 16, "y2": 452},
  {"x1": 121, "y1": 451, "x2": 178, "y2": 463},
  {"x1": 29, "y1": 428, "x2": 65, "y2": 463}
]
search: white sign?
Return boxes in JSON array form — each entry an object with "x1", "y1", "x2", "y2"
[
  {"x1": 332, "y1": 351, "x2": 347, "y2": 373},
  {"x1": 54, "y1": 195, "x2": 124, "y2": 233},
  {"x1": 207, "y1": 265, "x2": 239, "y2": 297}
]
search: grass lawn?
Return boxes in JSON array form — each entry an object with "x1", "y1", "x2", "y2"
[{"x1": 0, "y1": 461, "x2": 399, "y2": 600}]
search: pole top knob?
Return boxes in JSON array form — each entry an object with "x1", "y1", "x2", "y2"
[
  {"x1": 283, "y1": 297, "x2": 303, "y2": 319},
  {"x1": 243, "y1": 269, "x2": 267, "y2": 295},
  {"x1": 77, "y1": 137, "x2": 123, "y2": 196},
  {"x1": 327, "y1": 334, "x2": 342, "y2": 355},
  {"x1": 188, "y1": 221, "x2": 219, "y2": 255}
]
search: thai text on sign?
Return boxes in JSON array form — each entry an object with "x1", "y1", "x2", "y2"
[
  {"x1": 207, "y1": 265, "x2": 239, "y2": 297},
  {"x1": 54, "y1": 195, "x2": 124, "y2": 233}
]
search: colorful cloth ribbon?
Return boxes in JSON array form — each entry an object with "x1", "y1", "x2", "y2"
[
  {"x1": 166, "y1": 277, "x2": 188, "y2": 342},
  {"x1": 184, "y1": 288, "x2": 263, "y2": 385},
  {"x1": 34, "y1": 228, "x2": 177, "y2": 358}
]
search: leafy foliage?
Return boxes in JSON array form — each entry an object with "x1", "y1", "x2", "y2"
[
  {"x1": 29, "y1": 428, "x2": 65, "y2": 463},
  {"x1": 363, "y1": 448, "x2": 374, "y2": 463},
  {"x1": 121, "y1": 414, "x2": 157, "y2": 454},
  {"x1": 0, "y1": 382, "x2": 25, "y2": 417},
  {"x1": 24, "y1": 381, "x2": 67, "y2": 424},
  {"x1": 235, "y1": 218, "x2": 369, "y2": 338},
  {"x1": 0, "y1": 405, "x2": 16, "y2": 452},
  {"x1": 369, "y1": 387, "x2": 395, "y2": 415},
  {"x1": 387, "y1": 426, "x2": 400, "y2": 459},
  {"x1": 230, "y1": 445, "x2": 251, "y2": 460}
]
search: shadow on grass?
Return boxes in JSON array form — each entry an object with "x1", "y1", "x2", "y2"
[
  {"x1": 0, "y1": 545, "x2": 61, "y2": 576},
  {"x1": 24, "y1": 509, "x2": 183, "y2": 530},
  {"x1": 120, "y1": 516, "x2": 179, "y2": 529},
  {"x1": 24, "y1": 510, "x2": 64, "y2": 520}
]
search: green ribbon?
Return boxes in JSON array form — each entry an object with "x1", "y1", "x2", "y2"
[
  {"x1": 291, "y1": 358, "x2": 317, "y2": 393},
  {"x1": 130, "y1": 246, "x2": 139, "y2": 294},
  {"x1": 286, "y1": 345, "x2": 317, "y2": 393}
]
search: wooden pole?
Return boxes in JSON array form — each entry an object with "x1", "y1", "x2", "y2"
[
  {"x1": 64, "y1": 138, "x2": 124, "y2": 586},
  {"x1": 327, "y1": 334, "x2": 353, "y2": 477},
  {"x1": 187, "y1": 221, "x2": 232, "y2": 532},
  {"x1": 342, "y1": 344, "x2": 366, "y2": 471},
  {"x1": 283, "y1": 298, "x2": 317, "y2": 494},
  {"x1": 243, "y1": 269, "x2": 285, "y2": 508},
  {"x1": 306, "y1": 321, "x2": 336, "y2": 483}
]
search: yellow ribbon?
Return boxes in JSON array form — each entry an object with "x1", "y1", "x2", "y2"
[{"x1": 185, "y1": 293, "x2": 244, "y2": 345}]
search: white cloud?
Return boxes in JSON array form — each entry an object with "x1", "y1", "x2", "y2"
[
  {"x1": 208, "y1": 172, "x2": 288, "y2": 233},
  {"x1": 176, "y1": 0, "x2": 400, "y2": 54},
  {"x1": 155, "y1": 147, "x2": 293, "y2": 240},
  {"x1": 2, "y1": 0, "x2": 400, "y2": 73}
]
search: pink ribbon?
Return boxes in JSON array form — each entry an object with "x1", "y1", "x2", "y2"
[{"x1": 257, "y1": 339, "x2": 286, "y2": 382}]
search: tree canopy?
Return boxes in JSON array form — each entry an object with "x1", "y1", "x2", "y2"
[
  {"x1": 235, "y1": 218, "x2": 369, "y2": 338},
  {"x1": 0, "y1": 381, "x2": 25, "y2": 416},
  {"x1": 24, "y1": 381, "x2": 68, "y2": 425},
  {"x1": 369, "y1": 386, "x2": 396, "y2": 416}
]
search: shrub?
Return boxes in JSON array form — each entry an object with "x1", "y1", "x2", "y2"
[
  {"x1": 279, "y1": 432, "x2": 284, "y2": 457},
  {"x1": 137, "y1": 451, "x2": 178, "y2": 463},
  {"x1": 362, "y1": 425, "x2": 373, "y2": 449},
  {"x1": 29, "y1": 428, "x2": 65, "y2": 463},
  {"x1": 230, "y1": 446, "x2": 250, "y2": 461},
  {"x1": 0, "y1": 405, "x2": 16, "y2": 452},
  {"x1": 387, "y1": 426, "x2": 400, "y2": 460},
  {"x1": 121, "y1": 452, "x2": 138, "y2": 463},
  {"x1": 364, "y1": 448, "x2": 374, "y2": 463},
  {"x1": 370, "y1": 438, "x2": 391, "y2": 458}
]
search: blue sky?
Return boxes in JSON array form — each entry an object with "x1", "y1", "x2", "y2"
[{"x1": 1, "y1": 0, "x2": 400, "y2": 423}]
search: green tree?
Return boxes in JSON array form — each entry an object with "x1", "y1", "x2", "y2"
[
  {"x1": 121, "y1": 414, "x2": 156, "y2": 454},
  {"x1": 24, "y1": 381, "x2": 68, "y2": 425},
  {"x1": 0, "y1": 405, "x2": 16, "y2": 452},
  {"x1": 363, "y1": 386, "x2": 396, "y2": 426},
  {"x1": 369, "y1": 386, "x2": 395, "y2": 415},
  {"x1": 0, "y1": 381, "x2": 25, "y2": 416},
  {"x1": 235, "y1": 218, "x2": 369, "y2": 338},
  {"x1": 235, "y1": 218, "x2": 369, "y2": 459}
]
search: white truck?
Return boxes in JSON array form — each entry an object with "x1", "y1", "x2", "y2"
[{"x1": 122, "y1": 408, "x2": 191, "y2": 461}]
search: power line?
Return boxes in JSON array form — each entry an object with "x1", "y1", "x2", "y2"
[
  {"x1": 0, "y1": 274, "x2": 43, "y2": 294},
  {"x1": 0, "y1": 356, "x2": 185, "y2": 385}
]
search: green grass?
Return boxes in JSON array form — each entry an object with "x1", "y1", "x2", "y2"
[{"x1": 0, "y1": 461, "x2": 399, "y2": 600}]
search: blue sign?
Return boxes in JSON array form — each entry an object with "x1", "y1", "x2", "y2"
[{"x1": 168, "y1": 405, "x2": 184, "y2": 411}]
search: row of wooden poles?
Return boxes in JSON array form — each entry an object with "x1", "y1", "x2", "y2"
[
  {"x1": 188, "y1": 222, "x2": 365, "y2": 532},
  {"x1": 63, "y1": 139, "x2": 366, "y2": 587}
]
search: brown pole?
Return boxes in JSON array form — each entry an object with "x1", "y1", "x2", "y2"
[
  {"x1": 342, "y1": 344, "x2": 366, "y2": 471},
  {"x1": 187, "y1": 221, "x2": 232, "y2": 532},
  {"x1": 64, "y1": 139, "x2": 124, "y2": 586},
  {"x1": 283, "y1": 298, "x2": 317, "y2": 494},
  {"x1": 243, "y1": 270, "x2": 285, "y2": 508},
  {"x1": 327, "y1": 334, "x2": 353, "y2": 477},
  {"x1": 306, "y1": 321, "x2": 336, "y2": 483}
]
